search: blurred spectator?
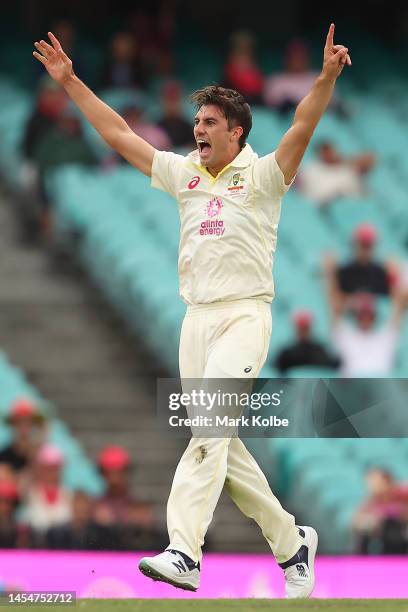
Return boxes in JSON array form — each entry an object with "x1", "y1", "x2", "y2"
[
  {"x1": 46, "y1": 491, "x2": 116, "y2": 550},
  {"x1": 224, "y1": 31, "x2": 264, "y2": 105},
  {"x1": 264, "y1": 40, "x2": 319, "y2": 113},
  {"x1": 124, "y1": 105, "x2": 170, "y2": 150},
  {"x1": 0, "y1": 480, "x2": 30, "y2": 548},
  {"x1": 127, "y1": 6, "x2": 176, "y2": 77},
  {"x1": 33, "y1": 107, "x2": 98, "y2": 176},
  {"x1": 119, "y1": 498, "x2": 168, "y2": 551},
  {"x1": 20, "y1": 91, "x2": 96, "y2": 237},
  {"x1": 325, "y1": 257, "x2": 408, "y2": 376},
  {"x1": 334, "y1": 224, "x2": 393, "y2": 297},
  {"x1": 22, "y1": 77, "x2": 68, "y2": 164},
  {"x1": 106, "y1": 105, "x2": 170, "y2": 167},
  {"x1": 21, "y1": 445, "x2": 72, "y2": 542},
  {"x1": 275, "y1": 310, "x2": 340, "y2": 374},
  {"x1": 0, "y1": 464, "x2": 17, "y2": 484},
  {"x1": 20, "y1": 77, "x2": 68, "y2": 234},
  {"x1": 94, "y1": 446, "x2": 154, "y2": 527},
  {"x1": 99, "y1": 31, "x2": 148, "y2": 91},
  {"x1": 297, "y1": 141, "x2": 376, "y2": 206},
  {"x1": 0, "y1": 480, "x2": 19, "y2": 547},
  {"x1": 353, "y1": 468, "x2": 408, "y2": 554},
  {"x1": 157, "y1": 81, "x2": 195, "y2": 150},
  {"x1": 0, "y1": 398, "x2": 47, "y2": 474}
]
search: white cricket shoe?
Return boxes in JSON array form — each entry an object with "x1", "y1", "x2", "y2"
[
  {"x1": 139, "y1": 549, "x2": 200, "y2": 592},
  {"x1": 279, "y1": 526, "x2": 318, "y2": 599}
]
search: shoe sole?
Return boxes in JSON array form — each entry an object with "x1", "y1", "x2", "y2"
[
  {"x1": 302, "y1": 526, "x2": 318, "y2": 598},
  {"x1": 138, "y1": 559, "x2": 198, "y2": 592}
]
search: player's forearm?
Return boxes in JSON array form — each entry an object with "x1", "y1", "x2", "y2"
[
  {"x1": 62, "y1": 74, "x2": 129, "y2": 148},
  {"x1": 293, "y1": 73, "x2": 336, "y2": 140}
]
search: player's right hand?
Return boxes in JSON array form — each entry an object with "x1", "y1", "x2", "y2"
[
  {"x1": 322, "y1": 23, "x2": 351, "y2": 81},
  {"x1": 33, "y1": 32, "x2": 74, "y2": 86}
]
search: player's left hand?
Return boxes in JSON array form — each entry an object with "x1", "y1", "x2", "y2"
[{"x1": 322, "y1": 23, "x2": 352, "y2": 81}]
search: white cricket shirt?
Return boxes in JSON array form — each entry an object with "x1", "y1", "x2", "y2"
[{"x1": 151, "y1": 144, "x2": 292, "y2": 305}]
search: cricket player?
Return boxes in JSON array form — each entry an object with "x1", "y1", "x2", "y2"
[{"x1": 33, "y1": 24, "x2": 351, "y2": 598}]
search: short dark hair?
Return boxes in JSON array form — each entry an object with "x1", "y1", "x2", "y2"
[{"x1": 190, "y1": 85, "x2": 252, "y2": 149}]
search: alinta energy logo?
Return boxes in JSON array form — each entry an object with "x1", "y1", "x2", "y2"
[{"x1": 199, "y1": 197, "x2": 225, "y2": 236}]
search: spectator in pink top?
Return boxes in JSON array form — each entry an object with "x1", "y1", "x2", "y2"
[
  {"x1": 124, "y1": 105, "x2": 171, "y2": 150},
  {"x1": 224, "y1": 31, "x2": 264, "y2": 105},
  {"x1": 353, "y1": 468, "x2": 408, "y2": 554},
  {"x1": 104, "y1": 104, "x2": 171, "y2": 168}
]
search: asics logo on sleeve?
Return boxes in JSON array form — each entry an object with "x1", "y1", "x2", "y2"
[{"x1": 188, "y1": 176, "x2": 200, "y2": 189}]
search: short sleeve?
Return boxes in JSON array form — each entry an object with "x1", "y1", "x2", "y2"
[
  {"x1": 151, "y1": 150, "x2": 185, "y2": 199},
  {"x1": 252, "y1": 151, "x2": 295, "y2": 199}
]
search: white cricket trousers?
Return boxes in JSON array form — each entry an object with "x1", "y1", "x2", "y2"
[{"x1": 166, "y1": 298, "x2": 302, "y2": 564}]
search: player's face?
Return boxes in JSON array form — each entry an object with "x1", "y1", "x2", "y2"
[{"x1": 194, "y1": 104, "x2": 241, "y2": 170}]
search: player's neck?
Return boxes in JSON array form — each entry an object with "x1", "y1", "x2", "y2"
[{"x1": 206, "y1": 145, "x2": 242, "y2": 177}]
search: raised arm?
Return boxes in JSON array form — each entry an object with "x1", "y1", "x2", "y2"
[
  {"x1": 275, "y1": 24, "x2": 351, "y2": 185},
  {"x1": 389, "y1": 280, "x2": 408, "y2": 328},
  {"x1": 322, "y1": 253, "x2": 348, "y2": 326},
  {"x1": 33, "y1": 32, "x2": 155, "y2": 177}
]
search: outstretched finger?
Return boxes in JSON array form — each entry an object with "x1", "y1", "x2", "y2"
[
  {"x1": 40, "y1": 39, "x2": 56, "y2": 55},
  {"x1": 35, "y1": 41, "x2": 52, "y2": 59},
  {"x1": 48, "y1": 31, "x2": 62, "y2": 52},
  {"x1": 34, "y1": 41, "x2": 51, "y2": 58},
  {"x1": 325, "y1": 23, "x2": 335, "y2": 49},
  {"x1": 33, "y1": 51, "x2": 47, "y2": 65}
]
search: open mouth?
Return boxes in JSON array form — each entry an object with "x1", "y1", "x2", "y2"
[{"x1": 198, "y1": 141, "x2": 211, "y2": 154}]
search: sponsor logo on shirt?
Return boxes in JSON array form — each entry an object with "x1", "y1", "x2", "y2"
[
  {"x1": 199, "y1": 197, "x2": 225, "y2": 237},
  {"x1": 206, "y1": 197, "x2": 223, "y2": 218},
  {"x1": 225, "y1": 172, "x2": 246, "y2": 197},
  {"x1": 188, "y1": 176, "x2": 201, "y2": 189}
]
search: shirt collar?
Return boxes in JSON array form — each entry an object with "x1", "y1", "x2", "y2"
[{"x1": 189, "y1": 143, "x2": 254, "y2": 176}]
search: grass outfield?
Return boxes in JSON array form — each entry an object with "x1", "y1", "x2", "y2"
[{"x1": 7, "y1": 600, "x2": 408, "y2": 612}]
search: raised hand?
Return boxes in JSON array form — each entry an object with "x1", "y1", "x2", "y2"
[
  {"x1": 33, "y1": 32, "x2": 74, "y2": 85},
  {"x1": 322, "y1": 23, "x2": 351, "y2": 81}
]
